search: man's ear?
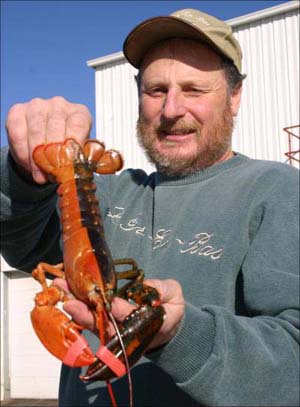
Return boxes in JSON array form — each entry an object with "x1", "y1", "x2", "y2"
[{"x1": 230, "y1": 84, "x2": 243, "y2": 117}]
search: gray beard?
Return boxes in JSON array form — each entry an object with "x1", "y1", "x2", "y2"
[{"x1": 136, "y1": 104, "x2": 234, "y2": 177}]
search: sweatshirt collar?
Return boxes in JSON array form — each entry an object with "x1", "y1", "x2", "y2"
[{"x1": 154, "y1": 153, "x2": 249, "y2": 186}]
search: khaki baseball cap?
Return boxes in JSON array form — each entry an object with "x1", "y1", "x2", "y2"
[{"x1": 123, "y1": 8, "x2": 242, "y2": 73}]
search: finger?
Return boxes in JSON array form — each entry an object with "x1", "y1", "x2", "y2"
[
  {"x1": 25, "y1": 98, "x2": 49, "y2": 183},
  {"x1": 144, "y1": 278, "x2": 183, "y2": 305},
  {"x1": 65, "y1": 104, "x2": 92, "y2": 144},
  {"x1": 111, "y1": 297, "x2": 137, "y2": 321},
  {"x1": 45, "y1": 97, "x2": 68, "y2": 142},
  {"x1": 6, "y1": 103, "x2": 30, "y2": 170},
  {"x1": 52, "y1": 277, "x2": 72, "y2": 295},
  {"x1": 52, "y1": 278, "x2": 95, "y2": 331},
  {"x1": 144, "y1": 280, "x2": 185, "y2": 350},
  {"x1": 63, "y1": 299, "x2": 95, "y2": 332}
]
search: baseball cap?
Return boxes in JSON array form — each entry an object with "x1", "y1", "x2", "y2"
[{"x1": 123, "y1": 8, "x2": 242, "y2": 73}]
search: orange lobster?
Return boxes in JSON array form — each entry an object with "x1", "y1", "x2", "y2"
[{"x1": 30, "y1": 138, "x2": 165, "y2": 407}]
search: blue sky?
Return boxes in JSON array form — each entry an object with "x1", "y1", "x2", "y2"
[{"x1": 1, "y1": 0, "x2": 290, "y2": 146}]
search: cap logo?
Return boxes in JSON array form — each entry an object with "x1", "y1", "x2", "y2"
[
  {"x1": 192, "y1": 17, "x2": 210, "y2": 26},
  {"x1": 175, "y1": 11, "x2": 211, "y2": 26}
]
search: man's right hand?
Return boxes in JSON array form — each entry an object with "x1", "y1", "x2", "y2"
[{"x1": 6, "y1": 96, "x2": 93, "y2": 184}]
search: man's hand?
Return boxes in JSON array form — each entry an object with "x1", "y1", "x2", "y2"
[
  {"x1": 142, "y1": 279, "x2": 185, "y2": 350},
  {"x1": 6, "y1": 96, "x2": 92, "y2": 184},
  {"x1": 53, "y1": 278, "x2": 185, "y2": 350}
]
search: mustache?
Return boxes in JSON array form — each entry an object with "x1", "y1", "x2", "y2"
[{"x1": 155, "y1": 119, "x2": 201, "y2": 135}]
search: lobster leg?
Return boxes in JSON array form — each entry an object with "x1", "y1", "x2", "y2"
[
  {"x1": 32, "y1": 262, "x2": 64, "y2": 288},
  {"x1": 31, "y1": 262, "x2": 96, "y2": 367},
  {"x1": 114, "y1": 258, "x2": 144, "y2": 297}
]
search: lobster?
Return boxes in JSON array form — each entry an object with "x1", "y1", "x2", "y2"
[{"x1": 30, "y1": 138, "x2": 165, "y2": 407}]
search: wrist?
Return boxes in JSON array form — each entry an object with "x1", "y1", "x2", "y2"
[
  {"x1": 11, "y1": 156, "x2": 35, "y2": 183},
  {"x1": 2, "y1": 148, "x2": 57, "y2": 202}
]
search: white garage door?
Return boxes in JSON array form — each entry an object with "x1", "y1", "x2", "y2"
[{"x1": 2, "y1": 263, "x2": 61, "y2": 399}]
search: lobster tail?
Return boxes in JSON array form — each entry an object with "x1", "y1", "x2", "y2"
[
  {"x1": 33, "y1": 140, "x2": 80, "y2": 184},
  {"x1": 83, "y1": 139, "x2": 106, "y2": 162},
  {"x1": 83, "y1": 139, "x2": 123, "y2": 174},
  {"x1": 32, "y1": 138, "x2": 123, "y2": 183}
]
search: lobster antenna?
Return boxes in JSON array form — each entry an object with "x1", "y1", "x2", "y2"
[{"x1": 108, "y1": 310, "x2": 133, "y2": 407}]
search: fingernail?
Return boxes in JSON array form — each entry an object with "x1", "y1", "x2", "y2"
[{"x1": 32, "y1": 170, "x2": 47, "y2": 184}]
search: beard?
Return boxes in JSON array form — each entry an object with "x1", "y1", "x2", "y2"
[{"x1": 136, "y1": 100, "x2": 234, "y2": 177}]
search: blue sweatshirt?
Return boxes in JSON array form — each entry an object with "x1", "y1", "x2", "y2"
[{"x1": 1, "y1": 148, "x2": 299, "y2": 406}]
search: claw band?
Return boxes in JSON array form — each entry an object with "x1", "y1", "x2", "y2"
[
  {"x1": 63, "y1": 335, "x2": 89, "y2": 367},
  {"x1": 96, "y1": 346, "x2": 126, "y2": 377}
]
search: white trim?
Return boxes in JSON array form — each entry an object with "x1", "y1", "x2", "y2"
[
  {"x1": 1, "y1": 272, "x2": 10, "y2": 401},
  {"x1": 86, "y1": 1, "x2": 299, "y2": 69},
  {"x1": 1, "y1": 257, "x2": 20, "y2": 400},
  {"x1": 227, "y1": 1, "x2": 299, "y2": 27},
  {"x1": 87, "y1": 51, "x2": 124, "y2": 68},
  {"x1": 1, "y1": 256, "x2": 15, "y2": 271}
]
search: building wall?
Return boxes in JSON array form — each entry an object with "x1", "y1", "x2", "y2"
[
  {"x1": 94, "y1": 60, "x2": 151, "y2": 171},
  {"x1": 230, "y1": 3, "x2": 299, "y2": 163},
  {"x1": 89, "y1": 1, "x2": 299, "y2": 170},
  {"x1": 1, "y1": 1, "x2": 299, "y2": 402},
  {"x1": 1, "y1": 258, "x2": 61, "y2": 400}
]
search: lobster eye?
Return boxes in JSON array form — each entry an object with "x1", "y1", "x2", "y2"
[{"x1": 94, "y1": 285, "x2": 101, "y2": 293}]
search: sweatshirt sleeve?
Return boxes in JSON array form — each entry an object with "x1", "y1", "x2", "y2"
[
  {"x1": 148, "y1": 166, "x2": 299, "y2": 407},
  {"x1": 0, "y1": 146, "x2": 62, "y2": 271}
]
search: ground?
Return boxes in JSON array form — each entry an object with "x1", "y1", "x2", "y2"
[{"x1": 1, "y1": 400, "x2": 58, "y2": 406}]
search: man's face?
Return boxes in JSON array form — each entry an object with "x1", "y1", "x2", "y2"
[{"x1": 137, "y1": 38, "x2": 242, "y2": 176}]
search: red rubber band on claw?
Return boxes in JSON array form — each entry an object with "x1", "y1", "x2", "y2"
[
  {"x1": 63, "y1": 336, "x2": 90, "y2": 367},
  {"x1": 96, "y1": 346, "x2": 126, "y2": 377}
]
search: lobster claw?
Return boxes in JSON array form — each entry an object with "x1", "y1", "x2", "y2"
[
  {"x1": 82, "y1": 303, "x2": 165, "y2": 381},
  {"x1": 31, "y1": 287, "x2": 96, "y2": 367}
]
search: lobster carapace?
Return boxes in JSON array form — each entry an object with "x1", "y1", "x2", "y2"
[{"x1": 30, "y1": 138, "x2": 165, "y2": 406}]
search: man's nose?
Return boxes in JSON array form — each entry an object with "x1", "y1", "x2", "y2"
[{"x1": 162, "y1": 89, "x2": 187, "y2": 119}]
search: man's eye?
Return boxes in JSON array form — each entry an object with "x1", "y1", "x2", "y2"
[
  {"x1": 145, "y1": 87, "x2": 166, "y2": 96},
  {"x1": 184, "y1": 88, "x2": 205, "y2": 96}
]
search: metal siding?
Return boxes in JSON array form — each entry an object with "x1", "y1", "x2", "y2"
[
  {"x1": 95, "y1": 61, "x2": 155, "y2": 173},
  {"x1": 0, "y1": 258, "x2": 61, "y2": 400},
  {"x1": 93, "y1": 6, "x2": 299, "y2": 170},
  {"x1": 232, "y1": 8, "x2": 299, "y2": 164},
  {"x1": 7, "y1": 273, "x2": 61, "y2": 398}
]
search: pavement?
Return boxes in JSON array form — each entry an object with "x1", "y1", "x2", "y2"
[{"x1": 1, "y1": 400, "x2": 58, "y2": 407}]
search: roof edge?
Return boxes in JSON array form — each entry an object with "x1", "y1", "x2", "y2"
[
  {"x1": 87, "y1": 1, "x2": 299, "y2": 69},
  {"x1": 87, "y1": 51, "x2": 125, "y2": 68},
  {"x1": 227, "y1": 1, "x2": 299, "y2": 27}
]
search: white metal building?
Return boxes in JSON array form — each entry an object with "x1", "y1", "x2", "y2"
[
  {"x1": 1, "y1": 1, "x2": 299, "y2": 402},
  {"x1": 87, "y1": 1, "x2": 299, "y2": 171}
]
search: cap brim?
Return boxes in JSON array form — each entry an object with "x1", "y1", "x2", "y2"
[{"x1": 123, "y1": 16, "x2": 225, "y2": 69}]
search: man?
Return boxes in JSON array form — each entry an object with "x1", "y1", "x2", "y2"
[{"x1": 1, "y1": 8, "x2": 299, "y2": 407}]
